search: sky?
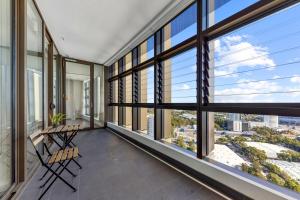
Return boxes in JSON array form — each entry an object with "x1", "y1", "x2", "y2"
[{"x1": 144, "y1": 0, "x2": 300, "y2": 103}]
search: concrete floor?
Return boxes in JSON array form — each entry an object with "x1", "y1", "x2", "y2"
[{"x1": 18, "y1": 129, "x2": 227, "y2": 200}]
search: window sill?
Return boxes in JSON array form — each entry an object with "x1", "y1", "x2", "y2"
[{"x1": 107, "y1": 122, "x2": 299, "y2": 200}]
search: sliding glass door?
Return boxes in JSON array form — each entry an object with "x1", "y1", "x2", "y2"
[
  {"x1": 0, "y1": 0, "x2": 12, "y2": 197},
  {"x1": 26, "y1": 0, "x2": 43, "y2": 174},
  {"x1": 94, "y1": 64, "x2": 105, "y2": 128},
  {"x1": 64, "y1": 61, "x2": 105, "y2": 129},
  {"x1": 65, "y1": 61, "x2": 91, "y2": 129}
]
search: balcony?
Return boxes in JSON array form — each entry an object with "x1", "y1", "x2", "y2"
[
  {"x1": 2, "y1": 0, "x2": 300, "y2": 199},
  {"x1": 18, "y1": 129, "x2": 225, "y2": 200}
]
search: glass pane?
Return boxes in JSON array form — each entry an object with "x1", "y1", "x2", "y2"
[
  {"x1": 209, "y1": 3, "x2": 300, "y2": 103},
  {"x1": 53, "y1": 47, "x2": 58, "y2": 115},
  {"x1": 206, "y1": 0, "x2": 259, "y2": 27},
  {"x1": 123, "y1": 107, "x2": 132, "y2": 130},
  {"x1": 163, "y1": 3, "x2": 196, "y2": 51},
  {"x1": 112, "y1": 80, "x2": 118, "y2": 103},
  {"x1": 209, "y1": 112, "x2": 300, "y2": 194},
  {"x1": 114, "y1": 61, "x2": 118, "y2": 76},
  {"x1": 65, "y1": 62, "x2": 90, "y2": 128},
  {"x1": 44, "y1": 37, "x2": 49, "y2": 127},
  {"x1": 0, "y1": 0, "x2": 12, "y2": 196},
  {"x1": 109, "y1": 106, "x2": 118, "y2": 124},
  {"x1": 163, "y1": 48, "x2": 197, "y2": 103},
  {"x1": 94, "y1": 64, "x2": 104, "y2": 128},
  {"x1": 124, "y1": 75, "x2": 132, "y2": 103},
  {"x1": 161, "y1": 110, "x2": 197, "y2": 155},
  {"x1": 137, "y1": 108, "x2": 154, "y2": 138},
  {"x1": 140, "y1": 36, "x2": 154, "y2": 63},
  {"x1": 138, "y1": 66, "x2": 154, "y2": 103},
  {"x1": 26, "y1": 0, "x2": 43, "y2": 174},
  {"x1": 125, "y1": 52, "x2": 132, "y2": 70}
]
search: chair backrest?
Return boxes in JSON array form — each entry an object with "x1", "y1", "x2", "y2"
[
  {"x1": 28, "y1": 131, "x2": 45, "y2": 164},
  {"x1": 29, "y1": 131, "x2": 44, "y2": 147}
]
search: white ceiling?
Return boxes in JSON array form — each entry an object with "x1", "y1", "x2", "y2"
[{"x1": 35, "y1": 0, "x2": 180, "y2": 65}]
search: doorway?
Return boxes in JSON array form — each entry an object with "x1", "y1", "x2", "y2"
[{"x1": 63, "y1": 60, "x2": 104, "y2": 129}]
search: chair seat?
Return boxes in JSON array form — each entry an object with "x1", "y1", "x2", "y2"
[{"x1": 48, "y1": 147, "x2": 79, "y2": 164}]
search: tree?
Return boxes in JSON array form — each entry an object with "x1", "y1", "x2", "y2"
[
  {"x1": 277, "y1": 150, "x2": 300, "y2": 162},
  {"x1": 285, "y1": 179, "x2": 300, "y2": 192},
  {"x1": 241, "y1": 163, "x2": 249, "y2": 172},
  {"x1": 263, "y1": 162, "x2": 281, "y2": 175},
  {"x1": 215, "y1": 116, "x2": 226, "y2": 130},
  {"x1": 187, "y1": 140, "x2": 196, "y2": 152},
  {"x1": 177, "y1": 136, "x2": 186, "y2": 148},
  {"x1": 241, "y1": 162, "x2": 265, "y2": 180},
  {"x1": 267, "y1": 173, "x2": 285, "y2": 186},
  {"x1": 216, "y1": 137, "x2": 229, "y2": 144},
  {"x1": 233, "y1": 136, "x2": 247, "y2": 144},
  {"x1": 242, "y1": 146, "x2": 267, "y2": 163}
]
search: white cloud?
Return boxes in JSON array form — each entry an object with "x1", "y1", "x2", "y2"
[
  {"x1": 175, "y1": 83, "x2": 191, "y2": 90},
  {"x1": 286, "y1": 86, "x2": 300, "y2": 97},
  {"x1": 180, "y1": 84, "x2": 190, "y2": 90},
  {"x1": 191, "y1": 65, "x2": 197, "y2": 72},
  {"x1": 290, "y1": 75, "x2": 300, "y2": 83},
  {"x1": 213, "y1": 35, "x2": 276, "y2": 78},
  {"x1": 215, "y1": 79, "x2": 282, "y2": 103}
]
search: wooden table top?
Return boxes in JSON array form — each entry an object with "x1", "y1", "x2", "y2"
[{"x1": 40, "y1": 124, "x2": 81, "y2": 135}]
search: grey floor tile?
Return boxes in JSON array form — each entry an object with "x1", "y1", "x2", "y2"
[{"x1": 18, "y1": 129, "x2": 226, "y2": 200}]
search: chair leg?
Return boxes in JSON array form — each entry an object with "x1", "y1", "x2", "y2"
[
  {"x1": 58, "y1": 161, "x2": 77, "y2": 177},
  {"x1": 39, "y1": 163, "x2": 54, "y2": 181},
  {"x1": 72, "y1": 158, "x2": 82, "y2": 169},
  {"x1": 39, "y1": 160, "x2": 76, "y2": 200},
  {"x1": 40, "y1": 163, "x2": 63, "y2": 188}
]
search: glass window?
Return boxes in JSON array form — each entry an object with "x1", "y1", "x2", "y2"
[
  {"x1": 125, "y1": 52, "x2": 132, "y2": 70},
  {"x1": 44, "y1": 37, "x2": 50, "y2": 127},
  {"x1": 124, "y1": 75, "x2": 132, "y2": 103},
  {"x1": 109, "y1": 106, "x2": 118, "y2": 124},
  {"x1": 123, "y1": 107, "x2": 132, "y2": 130},
  {"x1": 206, "y1": 0, "x2": 259, "y2": 27},
  {"x1": 118, "y1": 58, "x2": 124, "y2": 74},
  {"x1": 162, "y1": 48, "x2": 196, "y2": 103},
  {"x1": 138, "y1": 66, "x2": 154, "y2": 103},
  {"x1": 137, "y1": 108, "x2": 154, "y2": 138},
  {"x1": 114, "y1": 61, "x2": 118, "y2": 76},
  {"x1": 53, "y1": 47, "x2": 58, "y2": 115},
  {"x1": 0, "y1": 0, "x2": 12, "y2": 196},
  {"x1": 94, "y1": 64, "x2": 105, "y2": 127},
  {"x1": 65, "y1": 62, "x2": 91, "y2": 129},
  {"x1": 83, "y1": 81, "x2": 90, "y2": 116},
  {"x1": 209, "y1": 3, "x2": 300, "y2": 103},
  {"x1": 112, "y1": 80, "x2": 118, "y2": 103},
  {"x1": 163, "y1": 3, "x2": 196, "y2": 51},
  {"x1": 209, "y1": 112, "x2": 300, "y2": 193},
  {"x1": 26, "y1": 0, "x2": 43, "y2": 174},
  {"x1": 139, "y1": 36, "x2": 154, "y2": 63},
  {"x1": 162, "y1": 109, "x2": 197, "y2": 155}
]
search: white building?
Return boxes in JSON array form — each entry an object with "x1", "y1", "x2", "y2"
[
  {"x1": 147, "y1": 115, "x2": 154, "y2": 138},
  {"x1": 264, "y1": 115, "x2": 278, "y2": 128},
  {"x1": 229, "y1": 113, "x2": 241, "y2": 121},
  {"x1": 227, "y1": 120, "x2": 242, "y2": 132}
]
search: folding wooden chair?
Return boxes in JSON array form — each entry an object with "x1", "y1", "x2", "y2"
[{"x1": 29, "y1": 132, "x2": 81, "y2": 200}]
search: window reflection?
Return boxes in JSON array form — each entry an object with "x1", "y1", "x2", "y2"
[
  {"x1": 26, "y1": 0, "x2": 43, "y2": 175},
  {"x1": 0, "y1": 0, "x2": 12, "y2": 196}
]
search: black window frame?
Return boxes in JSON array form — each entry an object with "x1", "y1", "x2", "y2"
[{"x1": 108, "y1": 0, "x2": 300, "y2": 160}]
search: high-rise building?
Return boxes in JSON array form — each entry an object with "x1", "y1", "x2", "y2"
[
  {"x1": 263, "y1": 115, "x2": 278, "y2": 128},
  {"x1": 227, "y1": 120, "x2": 242, "y2": 132},
  {"x1": 147, "y1": 115, "x2": 154, "y2": 138},
  {"x1": 229, "y1": 113, "x2": 241, "y2": 121}
]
